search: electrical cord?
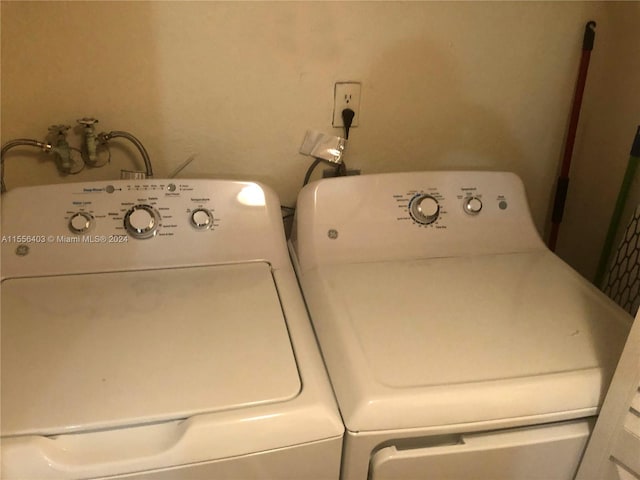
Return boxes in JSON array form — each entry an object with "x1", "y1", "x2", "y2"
[
  {"x1": 302, "y1": 108, "x2": 355, "y2": 186},
  {"x1": 302, "y1": 158, "x2": 322, "y2": 186}
]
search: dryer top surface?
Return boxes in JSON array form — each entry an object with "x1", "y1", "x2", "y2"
[{"x1": 301, "y1": 250, "x2": 632, "y2": 430}]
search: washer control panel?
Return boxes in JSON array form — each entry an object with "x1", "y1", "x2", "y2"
[
  {"x1": 2, "y1": 179, "x2": 283, "y2": 278},
  {"x1": 59, "y1": 181, "x2": 222, "y2": 240}
]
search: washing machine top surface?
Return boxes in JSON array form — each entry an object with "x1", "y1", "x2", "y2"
[
  {"x1": 2, "y1": 261, "x2": 300, "y2": 436},
  {"x1": 290, "y1": 171, "x2": 632, "y2": 432}
]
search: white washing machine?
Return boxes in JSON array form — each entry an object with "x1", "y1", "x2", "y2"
[
  {"x1": 289, "y1": 171, "x2": 633, "y2": 480},
  {"x1": 0, "y1": 179, "x2": 344, "y2": 479}
]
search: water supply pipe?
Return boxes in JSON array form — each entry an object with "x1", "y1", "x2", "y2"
[
  {"x1": 97, "y1": 130, "x2": 153, "y2": 178},
  {"x1": 1, "y1": 139, "x2": 51, "y2": 193}
]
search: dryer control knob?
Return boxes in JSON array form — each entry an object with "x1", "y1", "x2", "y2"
[
  {"x1": 190, "y1": 208, "x2": 214, "y2": 230},
  {"x1": 409, "y1": 194, "x2": 440, "y2": 225},
  {"x1": 463, "y1": 196, "x2": 483, "y2": 215},
  {"x1": 124, "y1": 204, "x2": 160, "y2": 239},
  {"x1": 69, "y1": 211, "x2": 94, "y2": 234}
]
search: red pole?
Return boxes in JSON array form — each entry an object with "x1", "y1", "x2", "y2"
[{"x1": 548, "y1": 21, "x2": 596, "y2": 251}]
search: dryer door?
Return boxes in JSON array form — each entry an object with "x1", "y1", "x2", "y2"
[{"x1": 369, "y1": 420, "x2": 592, "y2": 480}]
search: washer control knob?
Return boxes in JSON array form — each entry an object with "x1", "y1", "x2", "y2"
[
  {"x1": 409, "y1": 194, "x2": 440, "y2": 225},
  {"x1": 190, "y1": 208, "x2": 214, "y2": 230},
  {"x1": 463, "y1": 196, "x2": 483, "y2": 215},
  {"x1": 69, "y1": 211, "x2": 94, "y2": 234},
  {"x1": 124, "y1": 204, "x2": 160, "y2": 239}
]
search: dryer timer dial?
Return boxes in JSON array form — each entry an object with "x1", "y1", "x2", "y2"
[{"x1": 409, "y1": 194, "x2": 440, "y2": 225}]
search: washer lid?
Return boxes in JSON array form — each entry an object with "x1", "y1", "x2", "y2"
[
  {"x1": 1, "y1": 262, "x2": 301, "y2": 437},
  {"x1": 303, "y1": 251, "x2": 632, "y2": 431}
]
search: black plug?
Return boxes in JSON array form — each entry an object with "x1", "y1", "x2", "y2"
[{"x1": 342, "y1": 108, "x2": 355, "y2": 139}]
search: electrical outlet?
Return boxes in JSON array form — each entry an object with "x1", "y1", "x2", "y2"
[{"x1": 332, "y1": 82, "x2": 361, "y2": 128}]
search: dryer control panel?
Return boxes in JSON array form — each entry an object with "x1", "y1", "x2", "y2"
[
  {"x1": 1, "y1": 179, "x2": 289, "y2": 278},
  {"x1": 393, "y1": 183, "x2": 509, "y2": 229},
  {"x1": 291, "y1": 171, "x2": 546, "y2": 270}
]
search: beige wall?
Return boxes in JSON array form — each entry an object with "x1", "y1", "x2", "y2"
[{"x1": 1, "y1": 1, "x2": 638, "y2": 280}]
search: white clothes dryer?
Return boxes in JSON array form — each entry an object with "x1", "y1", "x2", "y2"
[
  {"x1": 1, "y1": 179, "x2": 343, "y2": 479},
  {"x1": 289, "y1": 171, "x2": 632, "y2": 480}
]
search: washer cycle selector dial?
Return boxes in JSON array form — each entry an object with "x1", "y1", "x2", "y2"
[
  {"x1": 124, "y1": 204, "x2": 160, "y2": 239},
  {"x1": 409, "y1": 194, "x2": 440, "y2": 225},
  {"x1": 190, "y1": 208, "x2": 214, "y2": 230},
  {"x1": 69, "y1": 211, "x2": 94, "y2": 234},
  {"x1": 463, "y1": 196, "x2": 483, "y2": 215}
]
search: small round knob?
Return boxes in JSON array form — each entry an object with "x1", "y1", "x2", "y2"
[
  {"x1": 190, "y1": 208, "x2": 214, "y2": 230},
  {"x1": 409, "y1": 194, "x2": 440, "y2": 225},
  {"x1": 463, "y1": 197, "x2": 483, "y2": 215},
  {"x1": 69, "y1": 211, "x2": 94, "y2": 234},
  {"x1": 124, "y1": 204, "x2": 160, "y2": 239}
]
